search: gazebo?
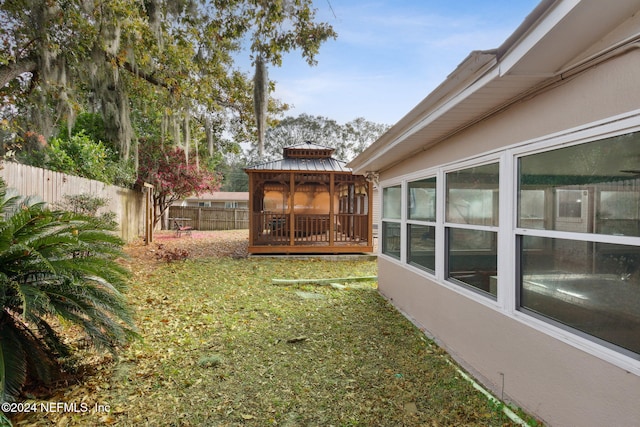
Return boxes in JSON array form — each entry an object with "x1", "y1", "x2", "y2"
[{"x1": 245, "y1": 142, "x2": 373, "y2": 254}]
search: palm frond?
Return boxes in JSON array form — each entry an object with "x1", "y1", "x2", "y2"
[
  {"x1": 47, "y1": 279, "x2": 137, "y2": 351},
  {"x1": 0, "y1": 180, "x2": 136, "y2": 400},
  {"x1": 0, "y1": 318, "x2": 27, "y2": 403}
]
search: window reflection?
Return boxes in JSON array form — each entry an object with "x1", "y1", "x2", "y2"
[
  {"x1": 446, "y1": 163, "x2": 499, "y2": 298},
  {"x1": 383, "y1": 186, "x2": 402, "y2": 219},
  {"x1": 382, "y1": 221, "x2": 401, "y2": 259},
  {"x1": 448, "y1": 228, "x2": 498, "y2": 297},
  {"x1": 408, "y1": 224, "x2": 435, "y2": 272},
  {"x1": 520, "y1": 236, "x2": 640, "y2": 355},
  {"x1": 382, "y1": 185, "x2": 402, "y2": 259},
  {"x1": 518, "y1": 132, "x2": 640, "y2": 357},
  {"x1": 448, "y1": 189, "x2": 496, "y2": 225},
  {"x1": 408, "y1": 178, "x2": 436, "y2": 221},
  {"x1": 557, "y1": 189, "x2": 584, "y2": 219},
  {"x1": 598, "y1": 191, "x2": 640, "y2": 236},
  {"x1": 518, "y1": 132, "x2": 640, "y2": 237},
  {"x1": 447, "y1": 163, "x2": 499, "y2": 226}
]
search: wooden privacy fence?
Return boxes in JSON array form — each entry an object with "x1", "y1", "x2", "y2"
[
  {"x1": 168, "y1": 206, "x2": 249, "y2": 231},
  {"x1": 0, "y1": 161, "x2": 146, "y2": 242}
]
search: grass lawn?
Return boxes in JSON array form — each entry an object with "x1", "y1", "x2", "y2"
[{"x1": 9, "y1": 231, "x2": 536, "y2": 426}]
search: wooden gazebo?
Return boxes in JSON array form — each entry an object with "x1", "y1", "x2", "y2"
[{"x1": 245, "y1": 142, "x2": 373, "y2": 254}]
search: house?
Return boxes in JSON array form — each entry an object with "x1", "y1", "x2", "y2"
[
  {"x1": 348, "y1": 1, "x2": 640, "y2": 426},
  {"x1": 245, "y1": 142, "x2": 373, "y2": 254},
  {"x1": 174, "y1": 192, "x2": 249, "y2": 209}
]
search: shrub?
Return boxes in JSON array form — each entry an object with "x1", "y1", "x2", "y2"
[
  {"x1": 54, "y1": 193, "x2": 118, "y2": 230},
  {"x1": 0, "y1": 181, "x2": 137, "y2": 404}
]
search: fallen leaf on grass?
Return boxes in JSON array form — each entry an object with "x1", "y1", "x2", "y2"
[
  {"x1": 404, "y1": 402, "x2": 418, "y2": 414},
  {"x1": 12, "y1": 231, "x2": 532, "y2": 427}
]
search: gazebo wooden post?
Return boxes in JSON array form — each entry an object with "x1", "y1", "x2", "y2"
[
  {"x1": 248, "y1": 172, "x2": 255, "y2": 247},
  {"x1": 289, "y1": 171, "x2": 295, "y2": 247},
  {"x1": 329, "y1": 173, "x2": 335, "y2": 246},
  {"x1": 143, "y1": 182, "x2": 154, "y2": 244}
]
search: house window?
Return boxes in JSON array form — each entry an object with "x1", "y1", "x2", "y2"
[
  {"x1": 517, "y1": 131, "x2": 640, "y2": 356},
  {"x1": 407, "y1": 177, "x2": 436, "y2": 272},
  {"x1": 225, "y1": 201, "x2": 239, "y2": 208},
  {"x1": 446, "y1": 162, "x2": 499, "y2": 297},
  {"x1": 382, "y1": 185, "x2": 402, "y2": 259}
]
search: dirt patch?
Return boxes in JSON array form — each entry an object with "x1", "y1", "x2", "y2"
[{"x1": 124, "y1": 229, "x2": 249, "y2": 262}]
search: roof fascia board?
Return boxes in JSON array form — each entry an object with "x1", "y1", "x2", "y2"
[
  {"x1": 397, "y1": 50, "x2": 498, "y2": 130},
  {"x1": 498, "y1": 0, "x2": 580, "y2": 76}
]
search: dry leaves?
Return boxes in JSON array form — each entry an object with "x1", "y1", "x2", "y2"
[{"x1": 8, "y1": 230, "x2": 534, "y2": 426}]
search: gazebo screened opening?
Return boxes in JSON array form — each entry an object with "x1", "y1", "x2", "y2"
[{"x1": 245, "y1": 142, "x2": 373, "y2": 254}]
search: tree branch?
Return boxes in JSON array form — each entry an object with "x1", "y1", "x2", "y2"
[
  {"x1": 118, "y1": 56, "x2": 170, "y2": 91},
  {"x1": 114, "y1": 54, "x2": 237, "y2": 110},
  {"x1": 0, "y1": 57, "x2": 37, "y2": 88}
]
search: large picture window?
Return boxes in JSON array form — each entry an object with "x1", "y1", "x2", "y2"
[
  {"x1": 446, "y1": 163, "x2": 499, "y2": 297},
  {"x1": 407, "y1": 177, "x2": 436, "y2": 272},
  {"x1": 518, "y1": 131, "x2": 640, "y2": 356}
]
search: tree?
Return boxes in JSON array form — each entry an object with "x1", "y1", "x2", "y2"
[
  {"x1": 217, "y1": 153, "x2": 249, "y2": 192},
  {"x1": 3, "y1": 116, "x2": 135, "y2": 186},
  {"x1": 0, "y1": 0, "x2": 336, "y2": 164},
  {"x1": 137, "y1": 138, "x2": 221, "y2": 227},
  {"x1": 0, "y1": 180, "x2": 136, "y2": 403},
  {"x1": 342, "y1": 117, "x2": 391, "y2": 158},
  {"x1": 46, "y1": 132, "x2": 135, "y2": 185},
  {"x1": 247, "y1": 114, "x2": 390, "y2": 163}
]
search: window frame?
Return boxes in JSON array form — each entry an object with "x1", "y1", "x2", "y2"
[
  {"x1": 514, "y1": 129, "x2": 640, "y2": 360},
  {"x1": 509, "y1": 114, "x2": 640, "y2": 371},
  {"x1": 406, "y1": 176, "x2": 437, "y2": 273},
  {"x1": 444, "y1": 159, "x2": 501, "y2": 299},
  {"x1": 380, "y1": 184, "x2": 403, "y2": 260}
]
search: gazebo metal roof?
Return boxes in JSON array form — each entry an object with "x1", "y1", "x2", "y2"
[
  {"x1": 247, "y1": 157, "x2": 350, "y2": 172},
  {"x1": 246, "y1": 142, "x2": 351, "y2": 173}
]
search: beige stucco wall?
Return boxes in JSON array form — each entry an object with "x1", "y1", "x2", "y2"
[
  {"x1": 378, "y1": 49, "x2": 640, "y2": 426},
  {"x1": 378, "y1": 260, "x2": 640, "y2": 427}
]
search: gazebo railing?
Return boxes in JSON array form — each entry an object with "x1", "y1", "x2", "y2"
[
  {"x1": 254, "y1": 212, "x2": 289, "y2": 243},
  {"x1": 294, "y1": 214, "x2": 331, "y2": 241},
  {"x1": 252, "y1": 211, "x2": 369, "y2": 246},
  {"x1": 334, "y1": 213, "x2": 369, "y2": 243}
]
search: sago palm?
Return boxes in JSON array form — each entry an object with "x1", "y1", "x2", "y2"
[{"x1": 0, "y1": 180, "x2": 137, "y2": 403}]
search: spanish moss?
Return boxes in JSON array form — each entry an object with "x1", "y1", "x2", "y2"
[{"x1": 253, "y1": 55, "x2": 268, "y2": 157}]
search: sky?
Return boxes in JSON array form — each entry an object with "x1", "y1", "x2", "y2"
[{"x1": 261, "y1": 0, "x2": 541, "y2": 126}]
